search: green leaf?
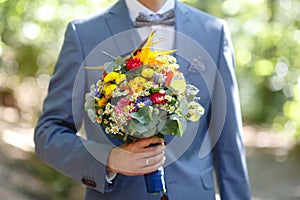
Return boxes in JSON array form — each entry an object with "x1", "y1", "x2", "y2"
[
  {"x1": 177, "y1": 96, "x2": 188, "y2": 116},
  {"x1": 170, "y1": 114, "x2": 187, "y2": 137},
  {"x1": 104, "y1": 62, "x2": 114, "y2": 72},
  {"x1": 130, "y1": 106, "x2": 153, "y2": 124},
  {"x1": 170, "y1": 79, "x2": 186, "y2": 93},
  {"x1": 141, "y1": 126, "x2": 157, "y2": 138},
  {"x1": 159, "y1": 118, "x2": 180, "y2": 136},
  {"x1": 114, "y1": 56, "x2": 126, "y2": 65},
  {"x1": 87, "y1": 109, "x2": 96, "y2": 123},
  {"x1": 84, "y1": 93, "x2": 95, "y2": 111},
  {"x1": 128, "y1": 120, "x2": 148, "y2": 133},
  {"x1": 186, "y1": 84, "x2": 199, "y2": 102}
]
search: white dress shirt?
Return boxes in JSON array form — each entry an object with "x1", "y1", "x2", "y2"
[
  {"x1": 106, "y1": 0, "x2": 176, "y2": 184},
  {"x1": 125, "y1": 0, "x2": 175, "y2": 50}
]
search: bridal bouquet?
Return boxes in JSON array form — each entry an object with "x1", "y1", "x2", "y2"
[{"x1": 85, "y1": 31, "x2": 204, "y2": 195}]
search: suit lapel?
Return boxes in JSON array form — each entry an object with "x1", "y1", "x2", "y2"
[
  {"x1": 174, "y1": 1, "x2": 196, "y2": 74},
  {"x1": 104, "y1": 0, "x2": 141, "y2": 56},
  {"x1": 174, "y1": 1, "x2": 216, "y2": 108}
]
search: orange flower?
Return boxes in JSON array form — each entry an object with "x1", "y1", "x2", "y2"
[{"x1": 97, "y1": 98, "x2": 108, "y2": 107}]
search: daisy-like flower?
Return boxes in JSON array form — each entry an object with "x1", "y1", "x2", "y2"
[
  {"x1": 104, "y1": 103, "x2": 114, "y2": 114},
  {"x1": 137, "y1": 102, "x2": 145, "y2": 108},
  {"x1": 198, "y1": 105, "x2": 205, "y2": 115},
  {"x1": 165, "y1": 95, "x2": 173, "y2": 102},
  {"x1": 105, "y1": 127, "x2": 110, "y2": 134},
  {"x1": 168, "y1": 106, "x2": 176, "y2": 113},
  {"x1": 130, "y1": 93, "x2": 140, "y2": 101},
  {"x1": 127, "y1": 103, "x2": 136, "y2": 112},
  {"x1": 110, "y1": 124, "x2": 119, "y2": 134},
  {"x1": 141, "y1": 89, "x2": 150, "y2": 96},
  {"x1": 167, "y1": 55, "x2": 177, "y2": 64}
]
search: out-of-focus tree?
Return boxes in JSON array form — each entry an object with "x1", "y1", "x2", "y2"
[
  {"x1": 1, "y1": 0, "x2": 300, "y2": 139},
  {"x1": 184, "y1": 0, "x2": 300, "y2": 140},
  {"x1": 0, "y1": 0, "x2": 116, "y2": 125}
]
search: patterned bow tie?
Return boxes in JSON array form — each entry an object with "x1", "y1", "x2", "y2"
[{"x1": 135, "y1": 9, "x2": 175, "y2": 27}]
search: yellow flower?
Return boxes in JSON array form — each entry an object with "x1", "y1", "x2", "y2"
[
  {"x1": 128, "y1": 80, "x2": 139, "y2": 92},
  {"x1": 141, "y1": 68, "x2": 155, "y2": 78},
  {"x1": 105, "y1": 84, "x2": 117, "y2": 95},
  {"x1": 104, "y1": 72, "x2": 119, "y2": 83},
  {"x1": 128, "y1": 76, "x2": 146, "y2": 92},
  {"x1": 115, "y1": 74, "x2": 126, "y2": 84},
  {"x1": 133, "y1": 76, "x2": 146, "y2": 83}
]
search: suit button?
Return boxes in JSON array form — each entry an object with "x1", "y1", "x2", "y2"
[{"x1": 81, "y1": 178, "x2": 97, "y2": 188}]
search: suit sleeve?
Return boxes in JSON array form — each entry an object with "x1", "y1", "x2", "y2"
[
  {"x1": 213, "y1": 20, "x2": 251, "y2": 200},
  {"x1": 34, "y1": 22, "x2": 119, "y2": 193}
]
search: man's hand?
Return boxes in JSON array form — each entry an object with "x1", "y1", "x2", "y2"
[{"x1": 107, "y1": 137, "x2": 166, "y2": 176}]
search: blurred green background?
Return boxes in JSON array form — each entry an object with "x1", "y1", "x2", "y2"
[{"x1": 0, "y1": 0, "x2": 299, "y2": 199}]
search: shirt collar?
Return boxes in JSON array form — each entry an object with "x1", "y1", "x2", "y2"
[{"x1": 125, "y1": 0, "x2": 175, "y2": 22}]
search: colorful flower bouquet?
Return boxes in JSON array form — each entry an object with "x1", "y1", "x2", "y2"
[{"x1": 85, "y1": 31, "x2": 204, "y2": 195}]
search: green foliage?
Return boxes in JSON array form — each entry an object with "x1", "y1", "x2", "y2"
[
  {"x1": 0, "y1": 0, "x2": 299, "y2": 138},
  {"x1": 184, "y1": 0, "x2": 300, "y2": 138}
]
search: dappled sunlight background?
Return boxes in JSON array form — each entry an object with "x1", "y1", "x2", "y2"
[{"x1": 0, "y1": 0, "x2": 300, "y2": 199}]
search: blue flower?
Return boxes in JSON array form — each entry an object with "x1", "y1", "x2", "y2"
[{"x1": 136, "y1": 97, "x2": 153, "y2": 108}]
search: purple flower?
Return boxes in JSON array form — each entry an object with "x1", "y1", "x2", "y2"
[
  {"x1": 136, "y1": 97, "x2": 153, "y2": 108},
  {"x1": 153, "y1": 72, "x2": 166, "y2": 84}
]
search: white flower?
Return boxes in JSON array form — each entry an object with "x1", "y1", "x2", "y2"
[
  {"x1": 105, "y1": 127, "x2": 110, "y2": 134},
  {"x1": 137, "y1": 102, "x2": 145, "y2": 108},
  {"x1": 165, "y1": 95, "x2": 173, "y2": 101},
  {"x1": 110, "y1": 124, "x2": 119, "y2": 134}
]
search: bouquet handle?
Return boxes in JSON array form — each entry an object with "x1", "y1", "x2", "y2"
[{"x1": 144, "y1": 166, "x2": 166, "y2": 194}]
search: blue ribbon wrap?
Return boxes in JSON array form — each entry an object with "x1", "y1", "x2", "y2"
[{"x1": 144, "y1": 166, "x2": 166, "y2": 194}]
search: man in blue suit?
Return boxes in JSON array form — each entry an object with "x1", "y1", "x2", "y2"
[{"x1": 34, "y1": 0, "x2": 251, "y2": 199}]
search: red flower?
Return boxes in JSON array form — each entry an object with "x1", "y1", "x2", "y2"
[
  {"x1": 126, "y1": 58, "x2": 142, "y2": 70},
  {"x1": 150, "y1": 92, "x2": 168, "y2": 105}
]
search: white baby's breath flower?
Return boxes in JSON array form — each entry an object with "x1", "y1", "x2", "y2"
[
  {"x1": 169, "y1": 63, "x2": 179, "y2": 69},
  {"x1": 168, "y1": 55, "x2": 177, "y2": 63}
]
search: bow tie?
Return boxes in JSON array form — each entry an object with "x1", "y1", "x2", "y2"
[{"x1": 135, "y1": 9, "x2": 175, "y2": 27}]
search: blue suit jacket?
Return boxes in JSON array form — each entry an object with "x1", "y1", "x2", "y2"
[{"x1": 34, "y1": 0, "x2": 251, "y2": 199}]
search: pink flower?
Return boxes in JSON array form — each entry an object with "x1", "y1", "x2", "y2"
[{"x1": 115, "y1": 98, "x2": 130, "y2": 117}]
